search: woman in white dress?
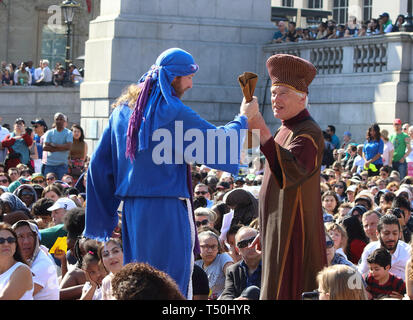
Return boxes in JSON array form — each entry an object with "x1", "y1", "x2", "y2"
[{"x1": 0, "y1": 222, "x2": 33, "y2": 300}]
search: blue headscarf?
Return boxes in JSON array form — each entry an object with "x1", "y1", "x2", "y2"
[{"x1": 126, "y1": 48, "x2": 199, "y2": 161}]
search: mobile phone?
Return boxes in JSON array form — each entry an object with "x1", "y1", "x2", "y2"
[{"x1": 301, "y1": 291, "x2": 319, "y2": 300}]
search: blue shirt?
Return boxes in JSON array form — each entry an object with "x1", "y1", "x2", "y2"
[
  {"x1": 363, "y1": 139, "x2": 384, "y2": 165},
  {"x1": 240, "y1": 260, "x2": 262, "y2": 289},
  {"x1": 44, "y1": 128, "x2": 73, "y2": 166},
  {"x1": 331, "y1": 134, "x2": 340, "y2": 149},
  {"x1": 34, "y1": 134, "x2": 43, "y2": 159}
]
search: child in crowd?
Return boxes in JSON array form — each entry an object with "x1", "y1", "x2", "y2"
[
  {"x1": 80, "y1": 244, "x2": 107, "y2": 300},
  {"x1": 365, "y1": 247, "x2": 406, "y2": 299}
]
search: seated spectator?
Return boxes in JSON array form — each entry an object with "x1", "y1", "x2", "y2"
[
  {"x1": 192, "y1": 264, "x2": 210, "y2": 300},
  {"x1": 219, "y1": 226, "x2": 261, "y2": 300},
  {"x1": 68, "y1": 63, "x2": 83, "y2": 85},
  {"x1": 112, "y1": 262, "x2": 185, "y2": 300},
  {"x1": 323, "y1": 25, "x2": 337, "y2": 39},
  {"x1": 325, "y1": 232, "x2": 354, "y2": 268},
  {"x1": 31, "y1": 198, "x2": 54, "y2": 230},
  {"x1": 296, "y1": 27, "x2": 304, "y2": 41},
  {"x1": 358, "y1": 214, "x2": 411, "y2": 281},
  {"x1": 285, "y1": 21, "x2": 299, "y2": 42},
  {"x1": 80, "y1": 243, "x2": 107, "y2": 300},
  {"x1": 53, "y1": 65, "x2": 66, "y2": 86},
  {"x1": 195, "y1": 230, "x2": 233, "y2": 300},
  {"x1": 0, "y1": 192, "x2": 31, "y2": 225},
  {"x1": 221, "y1": 223, "x2": 243, "y2": 263},
  {"x1": 365, "y1": 247, "x2": 406, "y2": 299},
  {"x1": 272, "y1": 20, "x2": 287, "y2": 43},
  {"x1": 211, "y1": 202, "x2": 230, "y2": 233},
  {"x1": 342, "y1": 215, "x2": 369, "y2": 264},
  {"x1": 12, "y1": 220, "x2": 59, "y2": 299},
  {"x1": 379, "y1": 12, "x2": 393, "y2": 33},
  {"x1": 195, "y1": 207, "x2": 216, "y2": 230},
  {"x1": 41, "y1": 184, "x2": 61, "y2": 202},
  {"x1": 336, "y1": 202, "x2": 353, "y2": 222},
  {"x1": 316, "y1": 264, "x2": 368, "y2": 300},
  {"x1": 358, "y1": 24, "x2": 368, "y2": 37},
  {"x1": 326, "y1": 222, "x2": 348, "y2": 259},
  {"x1": 47, "y1": 197, "x2": 78, "y2": 227},
  {"x1": 14, "y1": 62, "x2": 32, "y2": 86},
  {"x1": 13, "y1": 184, "x2": 37, "y2": 210},
  {"x1": 321, "y1": 190, "x2": 340, "y2": 221},
  {"x1": 0, "y1": 222, "x2": 33, "y2": 300},
  {"x1": 392, "y1": 14, "x2": 405, "y2": 32},
  {"x1": 362, "y1": 210, "x2": 381, "y2": 243},
  {"x1": 33, "y1": 59, "x2": 52, "y2": 86},
  {"x1": 194, "y1": 183, "x2": 213, "y2": 208},
  {"x1": 98, "y1": 238, "x2": 124, "y2": 300},
  {"x1": 378, "y1": 191, "x2": 395, "y2": 214}
]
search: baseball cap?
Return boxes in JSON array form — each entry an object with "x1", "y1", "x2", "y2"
[
  {"x1": 216, "y1": 181, "x2": 230, "y2": 190},
  {"x1": 346, "y1": 185, "x2": 357, "y2": 193},
  {"x1": 47, "y1": 197, "x2": 77, "y2": 212},
  {"x1": 343, "y1": 131, "x2": 351, "y2": 137},
  {"x1": 31, "y1": 118, "x2": 48, "y2": 129},
  {"x1": 380, "y1": 12, "x2": 389, "y2": 18},
  {"x1": 15, "y1": 117, "x2": 25, "y2": 124},
  {"x1": 393, "y1": 118, "x2": 402, "y2": 125}
]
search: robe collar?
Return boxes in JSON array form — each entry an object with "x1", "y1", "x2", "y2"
[{"x1": 281, "y1": 108, "x2": 310, "y2": 129}]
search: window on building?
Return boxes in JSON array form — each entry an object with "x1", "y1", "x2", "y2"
[
  {"x1": 41, "y1": 24, "x2": 67, "y2": 69},
  {"x1": 282, "y1": 0, "x2": 294, "y2": 7},
  {"x1": 363, "y1": 0, "x2": 372, "y2": 23},
  {"x1": 333, "y1": 0, "x2": 348, "y2": 25},
  {"x1": 308, "y1": 0, "x2": 323, "y2": 8}
]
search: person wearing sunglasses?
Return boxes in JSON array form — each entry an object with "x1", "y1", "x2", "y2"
[
  {"x1": 219, "y1": 226, "x2": 261, "y2": 300},
  {"x1": 193, "y1": 183, "x2": 213, "y2": 208},
  {"x1": 0, "y1": 173, "x2": 10, "y2": 187},
  {"x1": 0, "y1": 222, "x2": 34, "y2": 300},
  {"x1": 194, "y1": 207, "x2": 215, "y2": 230},
  {"x1": 325, "y1": 233, "x2": 354, "y2": 268},
  {"x1": 31, "y1": 173, "x2": 46, "y2": 188}
]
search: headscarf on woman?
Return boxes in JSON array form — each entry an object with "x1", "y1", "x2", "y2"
[{"x1": 223, "y1": 188, "x2": 258, "y2": 227}]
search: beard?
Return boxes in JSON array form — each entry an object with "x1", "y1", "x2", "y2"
[{"x1": 379, "y1": 236, "x2": 398, "y2": 252}]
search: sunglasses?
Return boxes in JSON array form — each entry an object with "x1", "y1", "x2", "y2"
[
  {"x1": 334, "y1": 184, "x2": 344, "y2": 189},
  {"x1": 195, "y1": 191, "x2": 208, "y2": 195},
  {"x1": 237, "y1": 236, "x2": 256, "y2": 249},
  {"x1": 196, "y1": 219, "x2": 209, "y2": 227},
  {"x1": 326, "y1": 240, "x2": 334, "y2": 249},
  {"x1": 0, "y1": 237, "x2": 16, "y2": 244},
  {"x1": 46, "y1": 177, "x2": 55, "y2": 181},
  {"x1": 32, "y1": 179, "x2": 45, "y2": 184},
  {"x1": 0, "y1": 179, "x2": 8, "y2": 183}
]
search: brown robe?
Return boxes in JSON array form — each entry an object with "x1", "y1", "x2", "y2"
[{"x1": 258, "y1": 109, "x2": 327, "y2": 300}]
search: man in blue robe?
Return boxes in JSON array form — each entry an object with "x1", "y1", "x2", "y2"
[{"x1": 84, "y1": 48, "x2": 250, "y2": 298}]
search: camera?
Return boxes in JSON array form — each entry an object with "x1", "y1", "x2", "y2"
[
  {"x1": 392, "y1": 207, "x2": 404, "y2": 219},
  {"x1": 301, "y1": 291, "x2": 319, "y2": 300},
  {"x1": 25, "y1": 127, "x2": 33, "y2": 135}
]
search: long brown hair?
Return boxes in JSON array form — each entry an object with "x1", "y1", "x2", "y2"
[{"x1": 0, "y1": 222, "x2": 28, "y2": 265}]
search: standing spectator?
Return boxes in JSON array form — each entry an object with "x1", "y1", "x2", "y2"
[
  {"x1": 7, "y1": 63, "x2": 16, "y2": 84},
  {"x1": 98, "y1": 238, "x2": 124, "y2": 300},
  {"x1": 0, "y1": 118, "x2": 10, "y2": 165},
  {"x1": 43, "y1": 113, "x2": 73, "y2": 180},
  {"x1": 381, "y1": 129, "x2": 394, "y2": 167},
  {"x1": 1, "y1": 118, "x2": 33, "y2": 171},
  {"x1": 363, "y1": 123, "x2": 384, "y2": 177},
  {"x1": 327, "y1": 125, "x2": 340, "y2": 149},
  {"x1": 219, "y1": 226, "x2": 261, "y2": 300},
  {"x1": 25, "y1": 61, "x2": 35, "y2": 79},
  {"x1": 272, "y1": 20, "x2": 287, "y2": 43},
  {"x1": 352, "y1": 144, "x2": 366, "y2": 174},
  {"x1": 340, "y1": 131, "x2": 353, "y2": 149},
  {"x1": 14, "y1": 62, "x2": 32, "y2": 86},
  {"x1": 344, "y1": 16, "x2": 359, "y2": 37},
  {"x1": 69, "y1": 124, "x2": 88, "y2": 180},
  {"x1": 358, "y1": 214, "x2": 411, "y2": 281},
  {"x1": 316, "y1": 264, "x2": 368, "y2": 300},
  {"x1": 33, "y1": 59, "x2": 52, "y2": 86},
  {"x1": 390, "y1": 118, "x2": 411, "y2": 180},
  {"x1": 0, "y1": 222, "x2": 33, "y2": 300},
  {"x1": 358, "y1": 24, "x2": 367, "y2": 37},
  {"x1": 195, "y1": 231, "x2": 233, "y2": 300},
  {"x1": 392, "y1": 14, "x2": 405, "y2": 32},
  {"x1": 30, "y1": 118, "x2": 48, "y2": 172},
  {"x1": 12, "y1": 220, "x2": 59, "y2": 299},
  {"x1": 33, "y1": 60, "x2": 43, "y2": 82},
  {"x1": 285, "y1": 21, "x2": 299, "y2": 42},
  {"x1": 379, "y1": 12, "x2": 393, "y2": 34},
  {"x1": 365, "y1": 247, "x2": 406, "y2": 299},
  {"x1": 367, "y1": 18, "x2": 380, "y2": 35}
]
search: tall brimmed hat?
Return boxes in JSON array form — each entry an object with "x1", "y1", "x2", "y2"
[{"x1": 266, "y1": 54, "x2": 317, "y2": 93}]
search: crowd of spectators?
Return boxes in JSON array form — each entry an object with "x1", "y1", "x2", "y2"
[
  {"x1": 272, "y1": 12, "x2": 407, "y2": 43},
  {"x1": 0, "y1": 60, "x2": 83, "y2": 87},
  {"x1": 0, "y1": 110, "x2": 413, "y2": 300}
]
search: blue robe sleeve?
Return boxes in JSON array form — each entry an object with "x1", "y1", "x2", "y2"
[{"x1": 84, "y1": 115, "x2": 121, "y2": 241}]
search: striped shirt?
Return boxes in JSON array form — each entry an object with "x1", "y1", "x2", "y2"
[{"x1": 365, "y1": 272, "x2": 406, "y2": 299}]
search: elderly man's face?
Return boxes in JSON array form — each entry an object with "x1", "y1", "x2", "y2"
[
  {"x1": 235, "y1": 228, "x2": 260, "y2": 263},
  {"x1": 271, "y1": 85, "x2": 306, "y2": 121},
  {"x1": 15, "y1": 225, "x2": 36, "y2": 260}
]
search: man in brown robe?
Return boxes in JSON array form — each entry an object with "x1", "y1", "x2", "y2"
[{"x1": 242, "y1": 54, "x2": 327, "y2": 300}]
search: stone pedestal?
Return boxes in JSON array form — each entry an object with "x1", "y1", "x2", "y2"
[{"x1": 80, "y1": 0, "x2": 275, "y2": 154}]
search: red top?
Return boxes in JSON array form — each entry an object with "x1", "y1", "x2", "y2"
[{"x1": 349, "y1": 239, "x2": 367, "y2": 264}]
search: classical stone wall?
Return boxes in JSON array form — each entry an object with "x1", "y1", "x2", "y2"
[{"x1": 0, "y1": 86, "x2": 80, "y2": 129}]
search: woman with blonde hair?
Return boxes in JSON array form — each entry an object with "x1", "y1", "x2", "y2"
[
  {"x1": 325, "y1": 222, "x2": 348, "y2": 259},
  {"x1": 316, "y1": 264, "x2": 368, "y2": 300}
]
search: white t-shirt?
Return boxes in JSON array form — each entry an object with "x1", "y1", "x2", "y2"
[
  {"x1": 82, "y1": 281, "x2": 103, "y2": 300},
  {"x1": 0, "y1": 262, "x2": 33, "y2": 300},
  {"x1": 31, "y1": 249, "x2": 60, "y2": 300},
  {"x1": 353, "y1": 155, "x2": 365, "y2": 173},
  {"x1": 383, "y1": 140, "x2": 395, "y2": 166},
  {"x1": 405, "y1": 140, "x2": 413, "y2": 163},
  {"x1": 71, "y1": 68, "x2": 83, "y2": 82}
]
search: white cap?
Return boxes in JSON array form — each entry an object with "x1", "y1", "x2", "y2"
[{"x1": 47, "y1": 197, "x2": 77, "y2": 211}]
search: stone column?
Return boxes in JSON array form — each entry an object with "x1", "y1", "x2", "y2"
[{"x1": 80, "y1": 0, "x2": 275, "y2": 155}]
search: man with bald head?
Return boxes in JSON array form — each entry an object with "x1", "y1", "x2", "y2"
[{"x1": 244, "y1": 54, "x2": 327, "y2": 299}]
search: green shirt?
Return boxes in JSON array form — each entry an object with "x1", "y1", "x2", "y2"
[
  {"x1": 40, "y1": 224, "x2": 67, "y2": 250},
  {"x1": 390, "y1": 132, "x2": 409, "y2": 162}
]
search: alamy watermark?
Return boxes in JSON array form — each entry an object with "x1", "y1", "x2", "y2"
[{"x1": 151, "y1": 121, "x2": 261, "y2": 166}]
